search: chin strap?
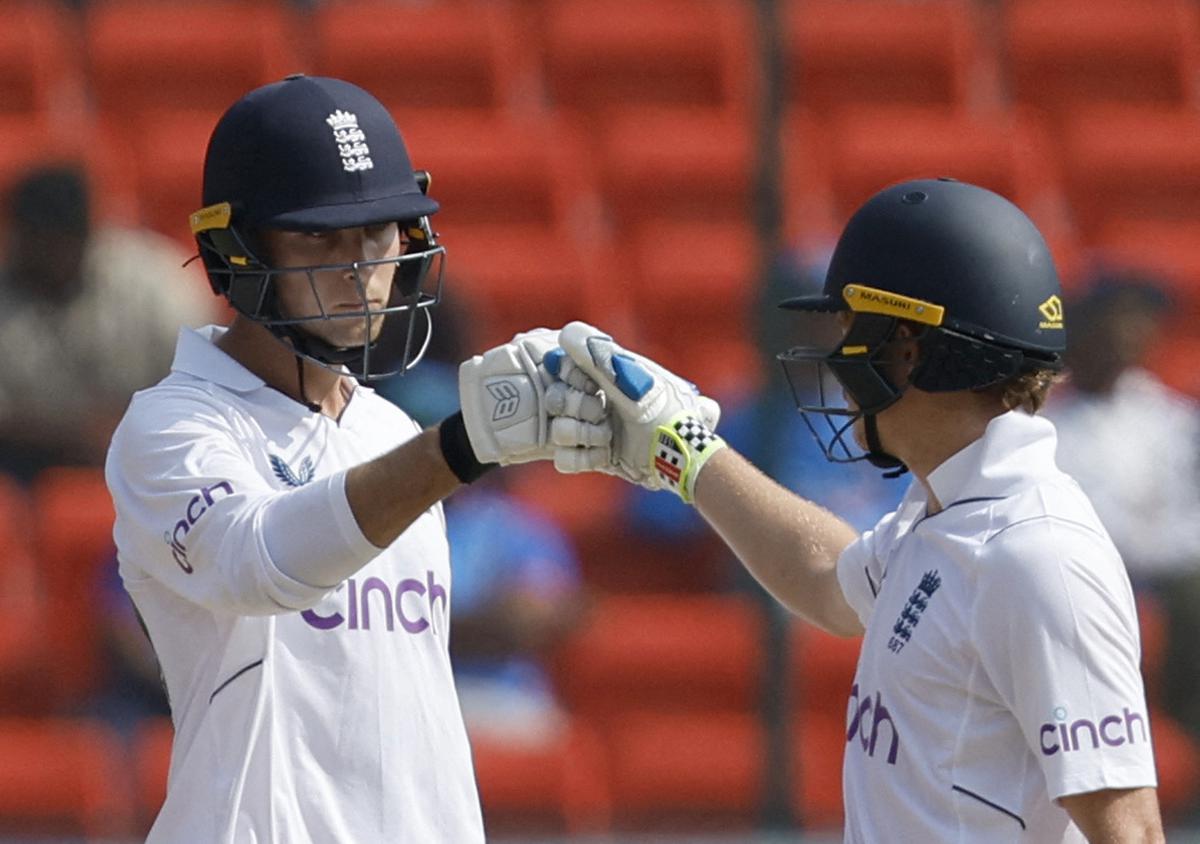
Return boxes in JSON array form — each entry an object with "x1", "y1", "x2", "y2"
[
  {"x1": 295, "y1": 354, "x2": 321, "y2": 413},
  {"x1": 863, "y1": 414, "x2": 908, "y2": 478}
]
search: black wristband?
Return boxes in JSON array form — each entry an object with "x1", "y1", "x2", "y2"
[{"x1": 438, "y1": 411, "x2": 497, "y2": 484}]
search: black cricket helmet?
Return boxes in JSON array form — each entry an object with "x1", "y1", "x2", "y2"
[
  {"x1": 777, "y1": 178, "x2": 1066, "y2": 471},
  {"x1": 190, "y1": 74, "x2": 445, "y2": 380}
]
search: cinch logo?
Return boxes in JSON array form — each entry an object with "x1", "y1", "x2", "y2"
[
  {"x1": 163, "y1": 482, "x2": 235, "y2": 574},
  {"x1": 487, "y1": 380, "x2": 521, "y2": 421},
  {"x1": 301, "y1": 570, "x2": 448, "y2": 635},
  {"x1": 1038, "y1": 295, "x2": 1064, "y2": 330},
  {"x1": 1039, "y1": 707, "x2": 1147, "y2": 756},
  {"x1": 847, "y1": 684, "x2": 900, "y2": 765}
]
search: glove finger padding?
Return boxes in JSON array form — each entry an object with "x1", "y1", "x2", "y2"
[
  {"x1": 557, "y1": 321, "x2": 725, "y2": 502},
  {"x1": 550, "y1": 416, "x2": 611, "y2": 448},
  {"x1": 553, "y1": 445, "x2": 612, "y2": 474},
  {"x1": 459, "y1": 327, "x2": 562, "y2": 466},
  {"x1": 544, "y1": 382, "x2": 607, "y2": 424}
]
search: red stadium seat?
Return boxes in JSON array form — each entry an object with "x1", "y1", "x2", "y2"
[
  {"x1": 543, "y1": 0, "x2": 753, "y2": 121},
  {"x1": 790, "y1": 622, "x2": 860, "y2": 717},
  {"x1": 1147, "y1": 710, "x2": 1200, "y2": 820},
  {"x1": 1005, "y1": 0, "x2": 1200, "y2": 119},
  {"x1": 119, "y1": 110, "x2": 222, "y2": 249},
  {"x1": 0, "y1": 476, "x2": 48, "y2": 715},
  {"x1": 132, "y1": 717, "x2": 172, "y2": 830},
  {"x1": 0, "y1": 2, "x2": 84, "y2": 132},
  {"x1": 792, "y1": 708, "x2": 847, "y2": 830},
  {"x1": 788, "y1": 624, "x2": 859, "y2": 830},
  {"x1": 85, "y1": 1, "x2": 303, "y2": 122},
  {"x1": 554, "y1": 594, "x2": 765, "y2": 720},
  {"x1": 0, "y1": 718, "x2": 134, "y2": 837},
  {"x1": 471, "y1": 721, "x2": 612, "y2": 834},
  {"x1": 400, "y1": 113, "x2": 611, "y2": 340},
  {"x1": 786, "y1": 0, "x2": 986, "y2": 116},
  {"x1": 1091, "y1": 218, "x2": 1200, "y2": 313},
  {"x1": 808, "y1": 107, "x2": 1077, "y2": 276},
  {"x1": 816, "y1": 108, "x2": 1061, "y2": 226},
  {"x1": 625, "y1": 220, "x2": 763, "y2": 400},
  {"x1": 31, "y1": 468, "x2": 117, "y2": 706},
  {"x1": 597, "y1": 108, "x2": 756, "y2": 228},
  {"x1": 603, "y1": 710, "x2": 765, "y2": 827},
  {"x1": 313, "y1": 1, "x2": 532, "y2": 118},
  {"x1": 1060, "y1": 107, "x2": 1200, "y2": 241}
]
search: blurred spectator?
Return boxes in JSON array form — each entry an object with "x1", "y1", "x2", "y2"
[
  {"x1": 1044, "y1": 272, "x2": 1200, "y2": 746},
  {"x1": 445, "y1": 479, "x2": 586, "y2": 745},
  {"x1": 0, "y1": 164, "x2": 211, "y2": 483},
  {"x1": 379, "y1": 295, "x2": 587, "y2": 745}
]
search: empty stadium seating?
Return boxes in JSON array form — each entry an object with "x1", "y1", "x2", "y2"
[
  {"x1": 786, "y1": 0, "x2": 986, "y2": 115},
  {"x1": 0, "y1": 718, "x2": 133, "y2": 837},
  {"x1": 1005, "y1": 0, "x2": 1200, "y2": 118},
  {"x1": 1060, "y1": 107, "x2": 1200, "y2": 241},
  {"x1": 313, "y1": 1, "x2": 534, "y2": 119},
  {"x1": 85, "y1": 1, "x2": 303, "y2": 121},
  {"x1": 0, "y1": 2, "x2": 84, "y2": 131},
  {"x1": 31, "y1": 467, "x2": 117, "y2": 706},
  {"x1": 543, "y1": 0, "x2": 753, "y2": 121}
]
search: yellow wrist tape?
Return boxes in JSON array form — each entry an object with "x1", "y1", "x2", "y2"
[{"x1": 650, "y1": 411, "x2": 727, "y2": 504}]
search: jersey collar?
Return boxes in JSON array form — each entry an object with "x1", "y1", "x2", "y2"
[
  {"x1": 170, "y1": 325, "x2": 265, "y2": 393},
  {"x1": 925, "y1": 411, "x2": 1060, "y2": 509}
]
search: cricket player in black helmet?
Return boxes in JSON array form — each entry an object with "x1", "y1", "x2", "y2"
[{"x1": 548, "y1": 179, "x2": 1163, "y2": 842}]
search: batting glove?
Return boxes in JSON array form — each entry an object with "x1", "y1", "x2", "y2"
[
  {"x1": 555, "y1": 321, "x2": 724, "y2": 503},
  {"x1": 456, "y1": 328, "x2": 611, "y2": 475}
]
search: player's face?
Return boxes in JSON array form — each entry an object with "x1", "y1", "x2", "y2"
[{"x1": 264, "y1": 223, "x2": 405, "y2": 348}]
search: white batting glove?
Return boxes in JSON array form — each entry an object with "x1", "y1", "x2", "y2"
[
  {"x1": 555, "y1": 321, "x2": 725, "y2": 503},
  {"x1": 458, "y1": 328, "x2": 610, "y2": 468}
]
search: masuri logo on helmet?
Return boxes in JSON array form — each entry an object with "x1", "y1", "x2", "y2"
[{"x1": 776, "y1": 178, "x2": 1066, "y2": 472}]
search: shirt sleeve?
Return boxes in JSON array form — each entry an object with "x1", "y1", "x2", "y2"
[
  {"x1": 106, "y1": 388, "x2": 380, "y2": 617},
  {"x1": 836, "y1": 515, "x2": 890, "y2": 627},
  {"x1": 970, "y1": 517, "x2": 1158, "y2": 799}
]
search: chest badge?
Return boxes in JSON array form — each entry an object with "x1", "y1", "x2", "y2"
[
  {"x1": 270, "y1": 454, "x2": 316, "y2": 488},
  {"x1": 888, "y1": 570, "x2": 941, "y2": 654}
]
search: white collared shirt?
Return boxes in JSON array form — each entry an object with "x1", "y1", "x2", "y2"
[
  {"x1": 836, "y1": 411, "x2": 1156, "y2": 843},
  {"x1": 106, "y1": 326, "x2": 484, "y2": 843}
]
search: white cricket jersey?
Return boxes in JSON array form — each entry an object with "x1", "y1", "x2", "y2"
[
  {"x1": 105, "y1": 326, "x2": 484, "y2": 843},
  {"x1": 835, "y1": 411, "x2": 1156, "y2": 843}
]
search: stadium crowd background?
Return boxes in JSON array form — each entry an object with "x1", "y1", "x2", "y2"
[{"x1": 4, "y1": 0, "x2": 1200, "y2": 840}]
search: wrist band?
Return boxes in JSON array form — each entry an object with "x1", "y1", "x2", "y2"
[
  {"x1": 439, "y1": 411, "x2": 497, "y2": 484},
  {"x1": 652, "y1": 411, "x2": 727, "y2": 505}
]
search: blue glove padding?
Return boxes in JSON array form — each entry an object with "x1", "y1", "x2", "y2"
[{"x1": 553, "y1": 321, "x2": 724, "y2": 502}]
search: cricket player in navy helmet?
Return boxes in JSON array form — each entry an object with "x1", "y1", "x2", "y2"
[
  {"x1": 547, "y1": 179, "x2": 1163, "y2": 842},
  {"x1": 105, "y1": 75, "x2": 607, "y2": 842}
]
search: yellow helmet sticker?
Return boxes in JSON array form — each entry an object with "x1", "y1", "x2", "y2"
[
  {"x1": 1038, "y1": 295, "x2": 1064, "y2": 330},
  {"x1": 842, "y1": 284, "x2": 945, "y2": 326},
  {"x1": 189, "y1": 202, "x2": 233, "y2": 234}
]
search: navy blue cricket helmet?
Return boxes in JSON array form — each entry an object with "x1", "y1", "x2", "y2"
[
  {"x1": 190, "y1": 74, "x2": 445, "y2": 380},
  {"x1": 778, "y1": 178, "x2": 1066, "y2": 470}
]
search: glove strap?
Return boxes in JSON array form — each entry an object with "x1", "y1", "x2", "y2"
[
  {"x1": 650, "y1": 411, "x2": 727, "y2": 504},
  {"x1": 439, "y1": 411, "x2": 498, "y2": 484}
]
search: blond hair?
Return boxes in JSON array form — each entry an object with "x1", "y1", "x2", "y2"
[{"x1": 991, "y1": 369, "x2": 1063, "y2": 414}]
